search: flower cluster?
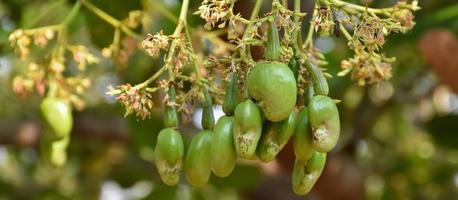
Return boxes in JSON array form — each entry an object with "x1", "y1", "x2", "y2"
[
  {"x1": 352, "y1": 16, "x2": 386, "y2": 52},
  {"x1": 107, "y1": 84, "x2": 154, "y2": 119},
  {"x1": 312, "y1": 7, "x2": 336, "y2": 37},
  {"x1": 68, "y1": 45, "x2": 99, "y2": 71},
  {"x1": 12, "y1": 59, "x2": 92, "y2": 109},
  {"x1": 194, "y1": 0, "x2": 235, "y2": 30},
  {"x1": 226, "y1": 15, "x2": 242, "y2": 40},
  {"x1": 9, "y1": 28, "x2": 56, "y2": 60},
  {"x1": 157, "y1": 79, "x2": 201, "y2": 123},
  {"x1": 339, "y1": 51, "x2": 395, "y2": 86},
  {"x1": 12, "y1": 63, "x2": 46, "y2": 97},
  {"x1": 320, "y1": 0, "x2": 420, "y2": 85},
  {"x1": 166, "y1": 36, "x2": 194, "y2": 74},
  {"x1": 272, "y1": 3, "x2": 304, "y2": 62},
  {"x1": 49, "y1": 57, "x2": 66, "y2": 73},
  {"x1": 142, "y1": 31, "x2": 193, "y2": 75},
  {"x1": 177, "y1": 86, "x2": 200, "y2": 123},
  {"x1": 391, "y1": 1, "x2": 420, "y2": 32},
  {"x1": 8, "y1": 23, "x2": 97, "y2": 109},
  {"x1": 141, "y1": 31, "x2": 169, "y2": 57}
]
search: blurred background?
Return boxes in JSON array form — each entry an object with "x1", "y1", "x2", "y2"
[{"x1": 0, "y1": 0, "x2": 457, "y2": 199}]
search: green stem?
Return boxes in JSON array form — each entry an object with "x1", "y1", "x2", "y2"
[
  {"x1": 145, "y1": 87, "x2": 159, "y2": 93},
  {"x1": 62, "y1": 0, "x2": 82, "y2": 26},
  {"x1": 292, "y1": 0, "x2": 301, "y2": 50},
  {"x1": 111, "y1": 28, "x2": 121, "y2": 57},
  {"x1": 250, "y1": 0, "x2": 264, "y2": 21},
  {"x1": 47, "y1": 79, "x2": 58, "y2": 98},
  {"x1": 166, "y1": 0, "x2": 190, "y2": 82},
  {"x1": 293, "y1": 0, "x2": 300, "y2": 20},
  {"x1": 134, "y1": 0, "x2": 191, "y2": 89},
  {"x1": 23, "y1": 25, "x2": 61, "y2": 35},
  {"x1": 304, "y1": 3, "x2": 318, "y2": 48},
  {"x1": 120, "y1": 26, "x2": 142, "y2": 40},
  {"x1": 240, "y1": 0, "x2": 264, "y2": 98},
  {"x1": 185, "y1": 26, "x2": 202, "y2": 81},
  {"x1": 135, "y1": 67, "x2": 167, "y2": 89},
  {"x1": 324, "y1": 0, "x2": 391, "y2": 15},
  {"x1": 243, "y1": 65, "x2": 249, "y2": 99},
  {"x1": 293, "y1": 0, "x2": 329, "y2": 96},
  {"x1": 53, "y1": 0, "x2": 82, "y2": 58},
  {"x1": 81, "y1": 0, "x2": 119, "y2": 26},
  {"x1": 177, "y1": 0, "x2": 190, "y2": 25},
  {"x1": 81, "y1": 0, "x2": 141, "y2": 40},
  {"x1": 339, "y1": 23, "x2": 352, "y2": 41},
  {"x1": 239, "y1": 0, "x2": 264, "y2": 62}
]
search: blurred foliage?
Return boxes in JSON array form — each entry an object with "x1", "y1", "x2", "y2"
[{"x1": 0, "y1": 0, "x2": 457, "y2": 199}]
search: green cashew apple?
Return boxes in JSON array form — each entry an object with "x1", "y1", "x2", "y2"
[
  {"x1": 308, "y1": 95, "x2": 340, "y2": 152},
  {"x1": 233, "y1": 99, "x2": 263, "y2": 159},
  {"x1": 42, "y1": 135, "x2": 70, "y2": 167},
  {"x1": 247, "y1": 61, "x2": 297, "y2": 122},
  {"x1": 211, "y1": 116, "x2": 236, "y2": 177},
  {"x1": 294, "y1": 107, "x2": 315, "y2": 160},
  {"x1": 292, "y1": 151, "x2": 326, "y2": 195},
  {"x1": 256, "y1": 111, "x2": 297, "y2": 162},
  {"x1": 185, "y1": 130, "x2": 212, "y2": 187},
  {"x1": 40, "y1": 97, "x2": 73, "y2": 140},
  {"x1": 154, "y1": 128, "x2": 184, "y2": 186}
]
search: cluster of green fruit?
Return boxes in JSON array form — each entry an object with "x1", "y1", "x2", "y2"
[{"x1": 154, "y1": 23, "x2": 340, "y2": 195}]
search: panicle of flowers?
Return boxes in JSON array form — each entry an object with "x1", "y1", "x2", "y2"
[
  {"x1": 177, "y1": 85, "x2": 200, "y2": 123},
  {"x1": 9, "y1": 24, "x2": 94, "y2": 108},
  {"x1": 107, "y1": 84, "x2": 154, "y2": 119},
  {"x1": 312, "y1": 7, "x2": 336, "y2": 37},
  {"x1": 338, "y1": 51, "x2": 395, "y2": 86},
  {"x1": 391, "y1": 0, "x2": 420, "y2": 32},
  {"x1": 33, "y1": 29, "x2": 55, "y2": 47},
  {"x1": 9, "y1": 28, "x2": 56, "y2": 60},
  {"x1": 9, "y1": 30, "x2": 31, "y2": 60},
  {"x1": 227, "y1": 15, "x2": 242, "y2": 41},
  {"x1": 271, "y1": 2, "x2": 304, "y2": 62},
  {"x1": 49, "y1": 57, "x2": 66, "y2": 74},
  {"x1": 66, "y1": 77, "x2": 91, "y2": 95},
  {"x1": 329, "y1": 0, "x2": 419, "y2": 85},
  {"x1": 353, "y1": 16, "x2": 386, "y2": 52},
  {"x1": 194, "y1": 0, "x2": 235, "y2": 30},
  {"x1": 12, "y1": 62, "x2": 46, "y2": 97},
  {"x1": 158, "y1": 81, "x2": 180, "y2": 109},
  {"x1": 142, "y1": 31, "x2": 193, "y2": 75},
  {"x1": 202, "y1": 56, "x2": 230, "y2": 77},
  {"x1": 141, "y1": 31, "x2": 169, "y2": 57},
  {"x1": 272, "y1": 2, "x2": 297, "y2": 33},
  {"x1": 59, "y1": 76, "x2": 92, "y2": 110},
  {"x1": 68, "y1": 45, "x2": 99, "y2": 71},
  {"x1": 166, "y1": 35, "x2": 194, "y2": 74}
]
